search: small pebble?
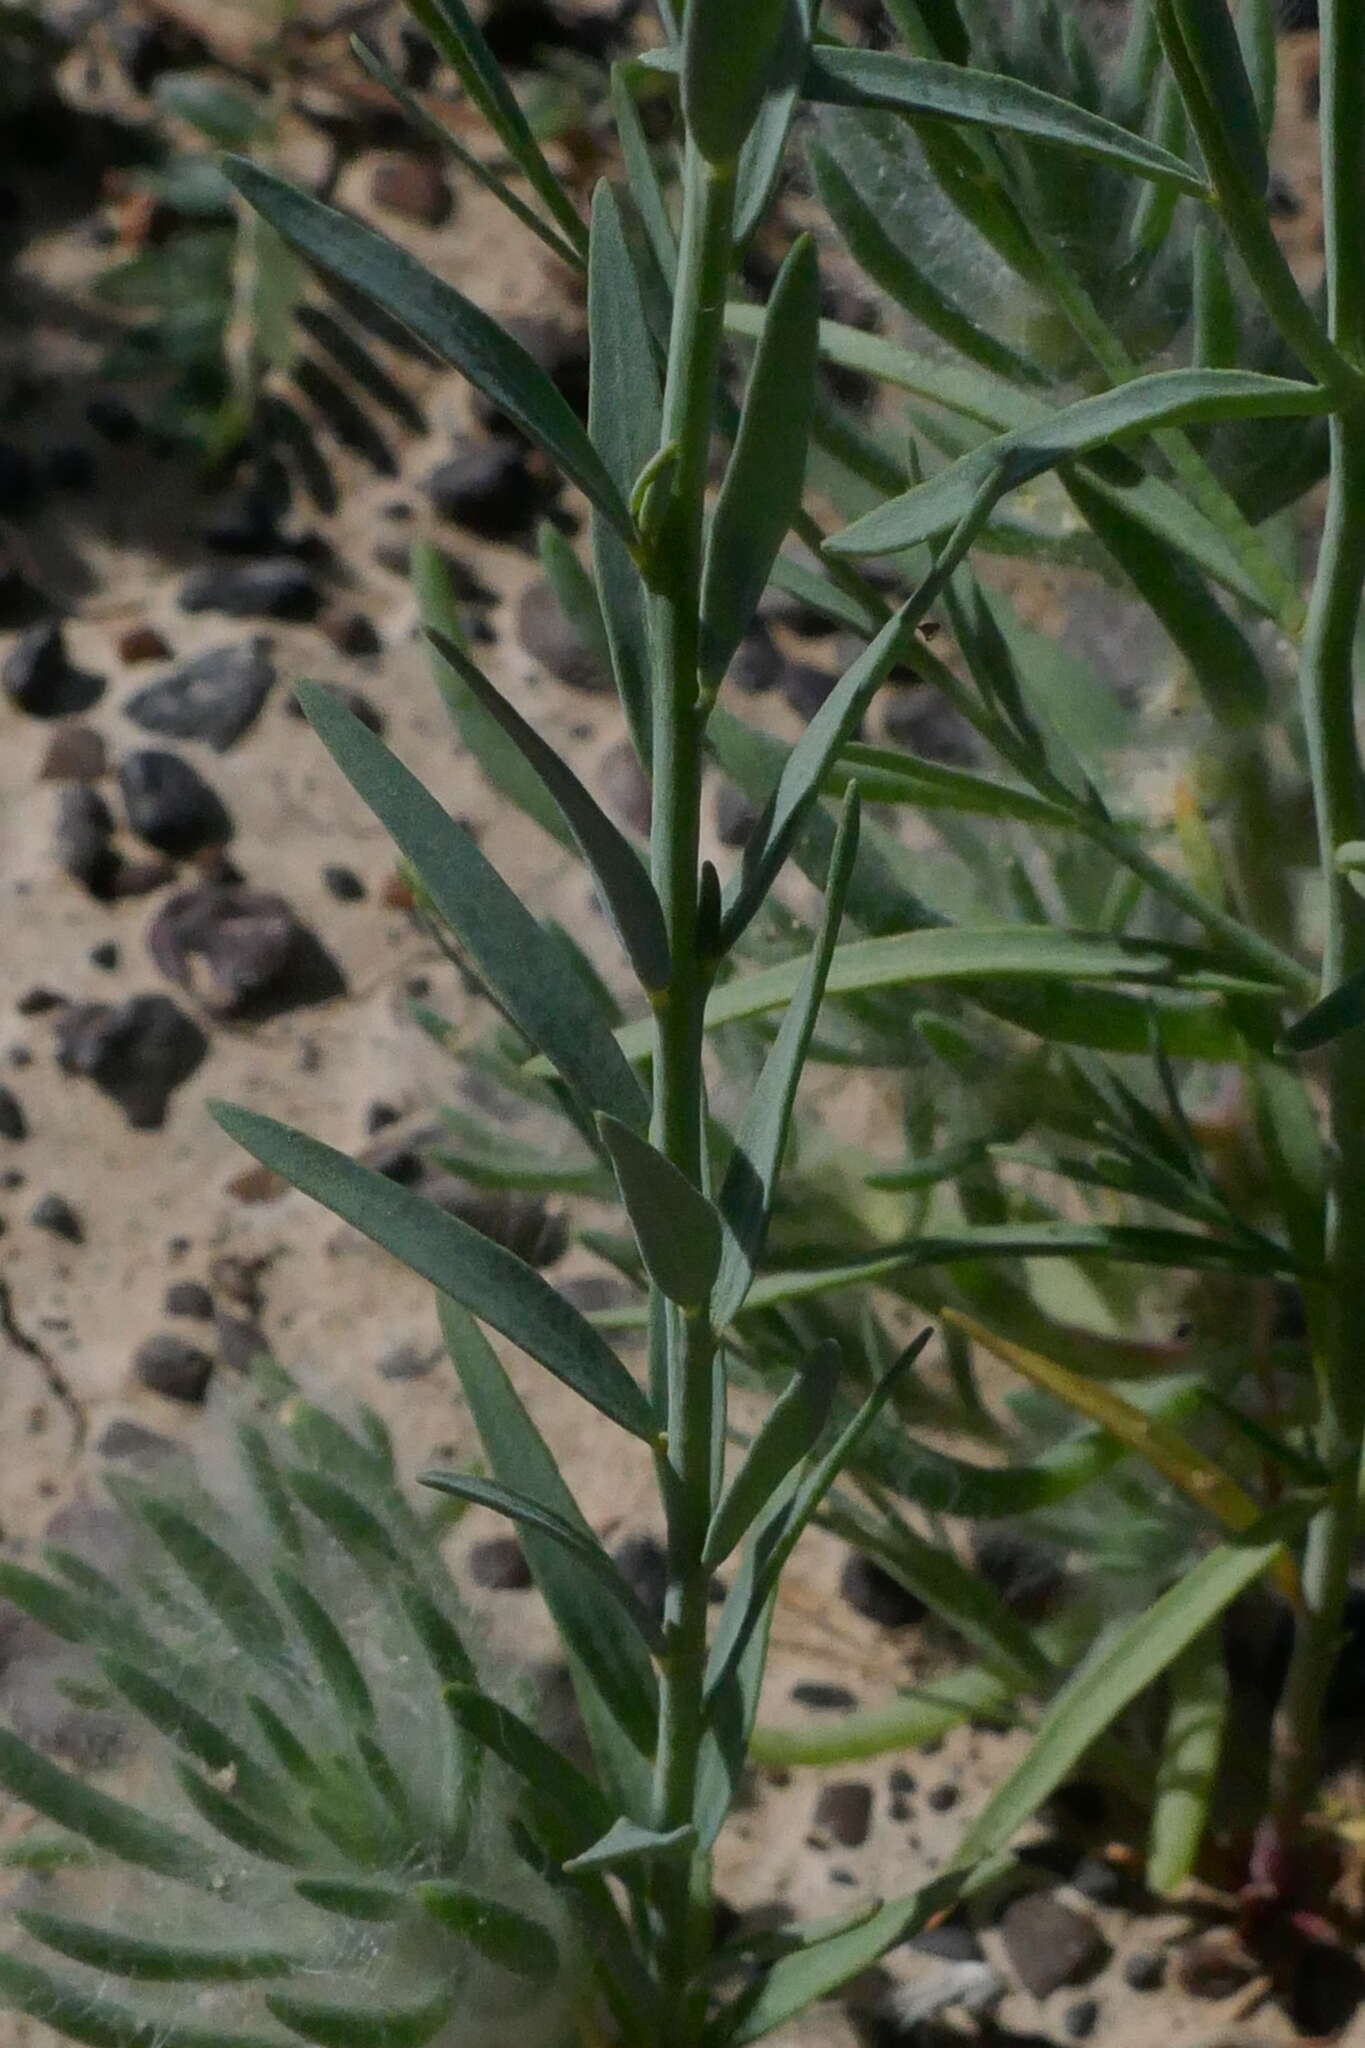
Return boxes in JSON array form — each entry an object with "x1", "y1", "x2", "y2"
[
  {"x1": 1063, "y1": 1996, "x2": 1099, "y2": 2039},
  {"x1": 320, "y1": 611, "x2": 380, "y2": 657},
  {"x1": 96, "y1": 1419, "x2": 178, "y2": 1462},
  {"x1": 598, "y1": 739, "x2": 651, "y2": 836},
  {"x1": 54, "y1": 784, "x2": 118, "y2": 898},
  {"x1": 119, "y1": 749, "x2": 232, "y2": 857},
  {"x1": 728, "y1": 626, "x2": 782, "y2": 694},
  {"x1": 907, "y1": 1919, "x2": 982, "y2": 1964},
  {"x1": 124, "y1": 639, "x2": 275, "y2": 751},
  {"x1": 179, "y1": 559, "x2": 319, "y2": 623},
  {"x1": 0, "y1": 1085, "x2": 27, "y2": 1139},
  {"x1": 54, "y1": 993, "x2": 207, "y2": 1130},
  {"x1": 839, "y1": 1551, "x2": 927, "y2": 1628},
  {"x1": 1122, "y1": 1949, "x2": 1166, "y2": 1993},
  {"x1": 30, "y1": 1194, "x2": 83, "y2": 1244},
  {"x1": 164, "y1": 1280, "x2": 214, "y2": 1320},
  {"x1": 467, "y1": 1535, "x2": 533, "y2": 1591},
  {"x1": 89, "y1": 942, "x2": 119, "y2": 971},
  {"x1": 5, "y1": 621, "x2": 102, "y2": 717},
  {"x1": 1070, "y1": 1854, "x2": 1123, "y2": 1906},
  {"x1": 782, "y1": 662, "x2": 838, "y2": 722},
  {"x1": 44, "y1": 444, "x2": 95, "y2": 493},
  {"x1": 85, "y1": 396, "x2": 139, "y2": 443},
  {"x1": 133, "y1": 1334, "x2": 214, "y2": 1404},
  {"x1": 424, "y1": 441, "x2": 542, "y2": 539},
  {"x1": 40, "y1": 724, "x2": 107, "y2": 781},
  {"x1": 323, "y1": 864, "x2": 366, "y2": 902},
  {"x1": 376, "y1": 1343, "x2": 435, "y2": 1381},
  {"x1": 370, "y1": 153, "x2": 452, "y2": 225},
  {"x1": 714, "y1": 780, "x2": 759, "y2": 850},
  {"x1": 517, "y1": 579, "x2": 612, "y2": 693},
  {"x1": 117, "y1": 625, "x2": 171, "y2": 663},
  {"x1": 612, "y1": 1533, "x2": 669, "y2": 1626},
  {"x1": 926, "y1": 1782, "x2": 960, "y2": 1813},
  {"x1": 998, "y1": 1894, "x2": 1106, "y2": 1999},
  {"x1": 791, "y1": 1681, "x2": 859, "y2": 1711},
  {"x1": 812, "y1": 1781, "x2": 873, "y2": 1849}
]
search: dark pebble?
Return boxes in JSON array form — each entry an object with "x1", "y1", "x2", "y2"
[
  {"x1": 214, "y1": 1312, "x2": 268, "y2": 1374},
  {"x1": 320, "y1": 611, "x2": 380, "y2": 657},
  {"x1": 598, "y1": 739, "x2": 651, "y2": 836},
  {"x1": 110, "y1": 855, "x2": 176, "y2": 899},
  {"x1": 370, "y1": 153, "x2": 452, "y2": 226},
  {"x1": 16, "y1": 987, "x2": 64, "y2": 1016},
  {"x1": 926, "y1": 1782, "x2": 960, "y2": 1813},
  {"x1": 782, "y1": 662, "x2": 839, "y2": 722},
  {"x1": 1289, "y1": 1942, "x2": 1365, "y2": 2036},
  {"x1": 54, "y1": 994, "x2": 207, "y2": 1129},
  {"x1": 517, "y1": 579, "x2": 611, "y2": 693},
  {"x1": 812, "y1": 1781, "x2": 873, "y2": 1849},
  {"x1": 365, "y1": 1101, "x2": 401, "y2": 1134},
  {"x1": 1122, "y1": 1949, "x2": 1166, "y2": 1992},
  {"x1": 714, "y1": 780, "x2": 759, "y2": 850},
  {"x1": 287, "y1": 681, "x2": 383, "y2": 734},
  {"x1": 1070, "y1": 1854, "x2": 1123, "y2": 1906},
  {"x1": 791, "y1": 1681, "x2": 859, "y2": 1712},
  {"x1": 124, "y1": 638, "x2": 275, "y2": 751},
  {"x1": 1063, "y1": 1997, "x2": 1099, "y2": 2039},
  {"x1": 419, "y1": 1175, "x2": 566, "y2": 1267},
  {"x1": 40, "y1": 724, "x2": 107, "y2": 781},
  {"x1": 997, "y1": 1894, "x2": 1106, "y2": 1999},
  {"x1": 179, "y1": 559, "x2": 320, "y2": 623},
  {"x1": 883, "y1": 685, "x2": 979, "y2": 766},
  {"x1": 424, "y1": 441, "x2": 542, "y2": 538},
  {"x1": 133, "y1": 1333, "x2": 214, "y2": 1404},
  {"x1": 0, "y1": 1086, "x2": 26, "y2": 1140},
  {"x1": 890, "y1": 1767, "x2": 916, "y2": 1796},
  {"x1": 119, "y1": 750, "x2": 232, "y2": 857},
  {"x1": 54, "y1": 785, "x2": 119, "y2": 898},
  {"x1": 43, "y1": 445, "x2": 96, "y2": 493},
  {"x1": 4, "y1": 621, "x2": 103, "y2": 717},
  {"x1": 839, "y1": 1550, "x2": 927, "y2": 1629},
  {"x1": 972, "y1": 1528, "x2": 1067, "y2": 1620},
  {"x1": 117, "y1": 625, "x2": 171, "y2": 663},
  {"x1": 95, "y1": 1418, "x2": 178, "y2": 1462},
  {"x1": 30, "y1": 1194, "x2": 83, "y2": 1244},
  {"x1": 376, "y1": 1343, "x2": 436, "y2": 1381},
  {"x1": 0, "y1": 441, "x2": 38, "y2": 516},
  {"x1": 468, "y1": 1535, "x2": 533, "y2": 1590},
  {"x1": 907, "y1": 1918, "x2": 982, "y2": 1964},
  {"x1": 85, "y1": 397, "x2": 139, "y2": 443},
  {"x1": 323, "y1": 864, "x2": 366, "y2": 902},
  {"x1": 147, "y1": 882, "x2": 343, "y2": 1018},
  {"x1": 164, "y1": 1280, "x2": 213, "y2": 1320},
  {"x1": 612, "y1": 1534, "x2": 669, "y2": 1625},
  {"x1": 1174, "y1": 1931, "x2": 1257, "y2": 2001},
  {"x1": 89, "y1": 942, "x2": 119, "y2": 971},
  {"x1": 728, "y1": 626, "x2": 782, "y2": 694}
]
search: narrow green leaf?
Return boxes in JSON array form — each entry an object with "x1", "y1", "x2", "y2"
[
  {"x1": 833, "y1": 742, "x2": 1076, "y2": 828},
  {"x1": 288, "y1": 1469, "x2": 402, "y2": 1570},
  {"x1": 416, "y1": 544, "x2": 570, "y2": 849},
  {"x1": 0, "y1": 1729, "x2": 207, "y2": 1883},
  {"x1": 957, "y1": 1525, "x2": 1292, "y2": 1865},
  {"x1": 703, "y1": 1343, "x2": 840, "y2": 1569},
  {"x1": 734, "y1": 0, "x2": 814, "y2": 244},
  {"x1": 414, "y1": 1884, "x2": 559, "y2": 1983},
  {"x1": 424, "y1": 629, "x2": 669, "y2": 992},
  {"x1": 97, "y1": 1657, "x2": 278, "y2": 1807},
  {"x1": 350, "y1": 36, "x2": 582, "y2": 270},
  {"x1": 1147, "y1": 1630, "x2": 1229, "y2": 1896},
  {"x1": 1192, "y1": 223, "x2": 1239, "y2": 369},
  {"x1": 749, "y1": 1664, "x2": 1018, "y2": 1768},
  {"x1": 175, "y1": 1765, "x2": 304, "y2": 1867},
  {"x1": 610, "y1": 65, "x2": 677, "y2": 286},
  {"x1": 17, "y1": 1913, "x2": 298, "y2": 1984},
  {"x1": 1280, "y1": 963, "x2": 1365, "y2": 1053},
  {"x1": 266, "y1": 1985, "x2": 452, "y2": 2048},
  {"x1": 211, "y1": 1105, "x2": 654, "y2": 1441},
  {"x1": 1160, "y1": 0, "x2": 1268, "y2": 194},
  {"x1": 237, "y1": 1423, "x2": 303, "y2": 1557},
  {"x1": 768, "y1": 552, "x2": 886, "y2": 637},
  {"x1": 588, "y1": 180, "x2": 661, "y2": 763},
  {"x1": 419, "y1": 1470, "x2": 664, "y2": 1651},
  {"x1": 297, "y1": 681, "x2": 647, "y2": 1128},
  {"x1": 220, "y1": 160, "x2": 626, "y2": 534},
  {"x1": 273, "y1": 1571, "x2": 374, "y2": 1726},
  {"x1": 701, "y1": 235, "x2": 818, "y2": 687},
  {"x1": 562, "y1": 1816, "x2": 695, "y2": 1875},
  {"x1": 0, "y1": 1560, "x2": 96, "y2": 1646},
  {"x1": 399, "y1": 1586, "x2": 478, "y2": 1690},
  {"x1": 442, "y1": 1684, "x2": 613, "y2": 1848},
  {"x1": 0, "y1": 1953, "x2": 281, "y2": 2048},
  {"x1": 439, "y1": 1300, "x2": 658, "y2": 1775},
  {"x1": 723, "y1": 1863, "x2": 1007, "y2": 2044},
  {"x1": 124, "y1": 1496, "x2": 286, "y2": 1663},
  {"x1": 598, "y1": 1113, "x2": 723, "y2": 1307},
  {"x1": 292, "y1": 1879, "x2": 402, "y2": 1921},
  {"x1": 801, "y1": 46, "x2": 1208, "y2": 192},
  {"x1": 247, "y1": 1695, "x2": 320, "y2": 1786},
  {"x1": 682, "y1": 0, "x2": 787, "y2": 163},
  {"x1": 829, "y1": 369, "x2": 1331, "y2": 559}
]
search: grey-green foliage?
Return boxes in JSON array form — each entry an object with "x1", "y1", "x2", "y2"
[{"x1": 0, "y1": 1373, "x2": 575, "y2": 2048}]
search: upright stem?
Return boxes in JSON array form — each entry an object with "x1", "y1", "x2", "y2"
[
  {"x1": 647, "y1": 143, "x2": 736, "y2": 2041},
  {"x1": 1269, "y1": 0, "x2": 1365, "y2": 1844}
]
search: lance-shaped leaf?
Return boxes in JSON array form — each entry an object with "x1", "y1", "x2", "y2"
[
  {"x1": 945, "y1": 1310, "x2": 1305, "y2": 1601},
  {"x1": 829, "y1": 368, "x2": 1331, "y2": 559},
  {"x1": 416, "y1": 545, "x2": 570, "y2": 849},
  {"x1": 220, "y1": 160, "x2": 628, "y2": 536},
  {"x1": 588, "y1": 181, "x2": 660, "y2": 763},
  {"x1": 799, "y1": 45, "x2": 1208, "y2": 192},
  {"x1": 703, "y1": 1343, "x2": 840, "y2": 1569},
  {"x1": 833, "y1": 742, "x2": 1077, "y2": 828},
  {"x1": 682, "y1": 0, "x2": 788, "y2": 164},
  {"x1": 0, "y1": 1952, "x2": 286, "y2": 2048},
  {"x1": 701, "y1": 234, "x2": 818, "y2": 688},
  {"x1": 956, "y1": 1522, "x2": 1295, "y2": 1867},
  {"x1": 295, "y1": 681, "x2": 646, "y2": 1129},
  {"x1": 443, "y1": 1684, "x2": 613, "y2": 1849},
  {"x1": 273, "y1": 1571, "x2": 374, "y2": 1726},
  {"x1": 713, "y1": 792, "x2": 859, "y2": 1327},
  {"x1": 414, "y1": 1885, "x2": 559, "y2": 1984},
  {"x1": 212, "y1": 1106, "x2": 654, "y2": 1441},
  {"x1": 598, "y1": 1113, "x2": 723, "y2": 1308},
  {"x1": 0, "y1": 1729, "x2": 208, "y2": 1884},
  {"x1": 1147, "y1": 1630, "x2": 1229, "y2": 1897},
  {"x1": 1280, "y1": 962, "x2": 1365, "y2": 1053},
  {"x1": 734, "y1": 0, "x2": 814, "y2": 244},
  {"x1": 439, "y1": 1300, "x2": 658, "y2": 1780},
  {"x1": 749, "y1": 1664, "x2": 1020, "y2": 1768},
  {"x1": 425, "y1": 630, "x2": 669, "y2": 993},
  {"x1": 175, "y1": 1765, "x2": 304, "y2": 1867},
  {"x1": 722, "y1": 472, "x2": 1004, "y2": 946},
  {"x1": 394, "y1": 0, "x2": 587, "y2": 254},
  {"x1": 293, "y1": 1879, "x2": 404, "y2": 1922},
  {"x1": 562, "y1": 1816, "x2": 696, "y2": 1876},
  {"x1": 17, "y1": 1914, "x2": 299, "y2": 1985},
  {"x1": 96, "y1": 1657, "x2": 278, "y2": 1807},
  {"x1": 266, "y1": 1985, "x2": 453, "y2": 2048},
  {"x1": 119, "y1": 1495, "x2": 287, "y2": 1663},
  {"x1": 419, "y1": 1471, "x2": 664, "y2": 1651},
  {"x1": 1155, "y1": 0, "x2": 1268, "y2": 196}
]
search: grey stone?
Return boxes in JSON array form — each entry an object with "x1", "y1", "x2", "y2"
[
  {"x1": 998, "y1": 1894, "x2": 1106, "y2": 1999},
  {"x1": 133, "y1": 1333, "x2": 214, "y2": 1403},
  {"x1": 517, "y1": 579, "x2": 611, "y2": 693},
  {"x1": 124, "y1": 639, "x2": 275, "y2": 751},
  {"x1": 119, "y1": 749, "x2": 232, "y2": 856},
  {"x1": 812, "y1": 1781, "x2": 873, "y2": 1849},
  {"x1": 179, "y1": 558, "x2": 320, "y2": 622},
  {"x1": 54, "y1": 994, "x2": 207, "y2": 1129}
]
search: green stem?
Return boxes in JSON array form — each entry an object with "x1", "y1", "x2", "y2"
[
  {"x1": 1269, "y1": 0, "x2": 1365, "y2": 1846},
  {"x1": 647, "y1": 143, "x2": 736, "y2": 2043}
]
